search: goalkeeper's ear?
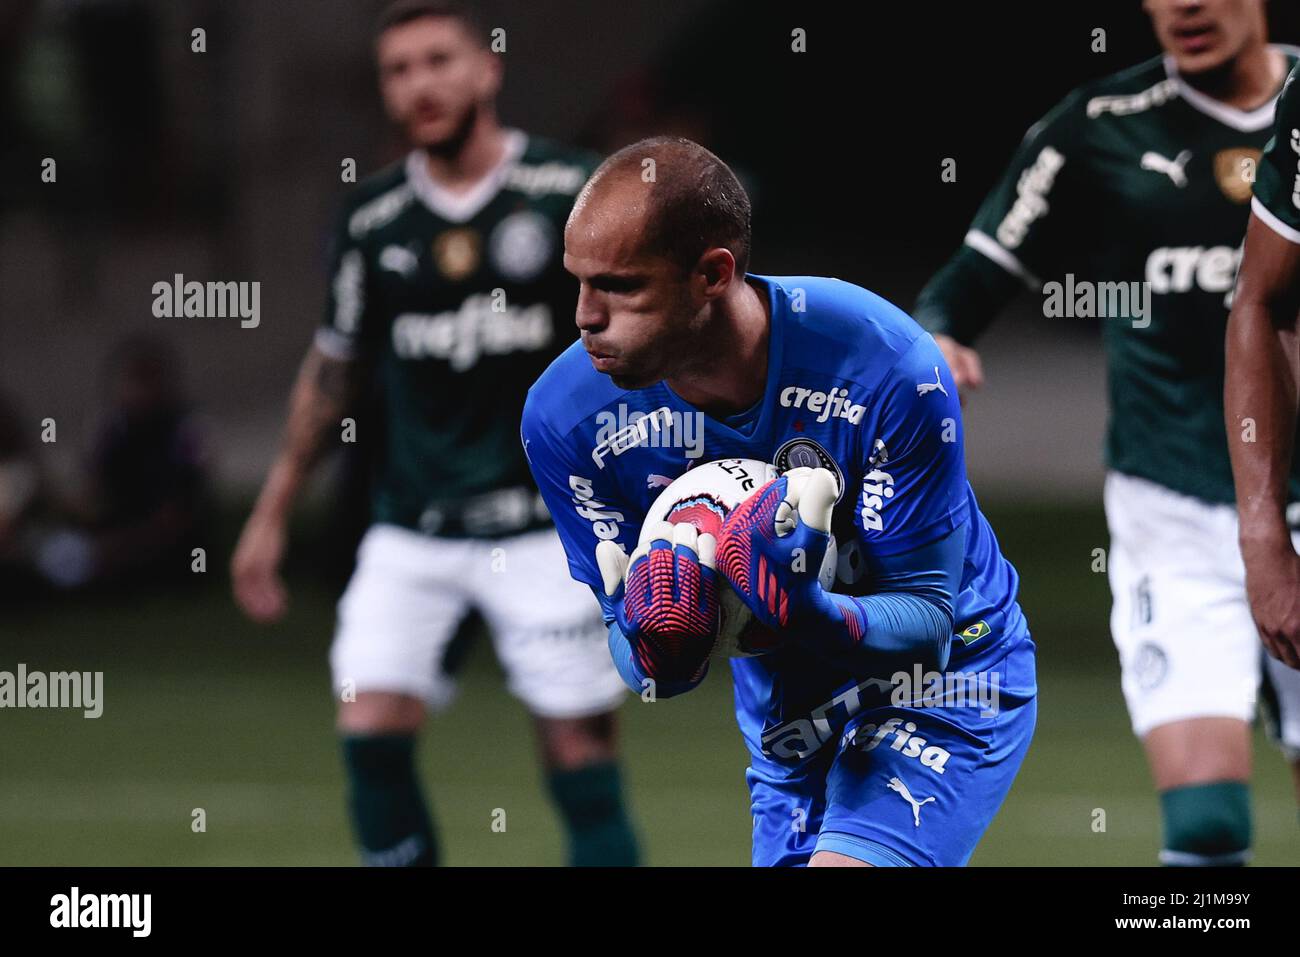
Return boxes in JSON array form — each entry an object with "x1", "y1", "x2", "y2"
[{"x1": 596, "y1": 540, "x2": 630, "y2": 598}]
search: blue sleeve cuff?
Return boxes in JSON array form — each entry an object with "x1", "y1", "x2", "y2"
[{"x1": 608, "y1": 622, "x2": 647, "y2": 693}]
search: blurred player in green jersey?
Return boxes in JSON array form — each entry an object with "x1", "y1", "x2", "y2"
[
  {"x1": 231, "y1": 1, "x2": 637, "y2": 866},
  {"x1": 916, "y1": 0, "x2": 1300, "y2": 865}
]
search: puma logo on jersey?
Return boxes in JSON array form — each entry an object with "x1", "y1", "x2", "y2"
[
  {"x1": 645, "y1": 473, "x2": 673, "y2": 490},
  {"x1": 916, "y1": 367, "x2": 948, "y2": 397},
  {"x1": 379, "y1": 244, "x2": 419, "y2": 277},
  {"x1": 1140, "y1": 150, "x2": 1192, "y2": 188},
  {"x1": 888, "y1": 777, "x2": 936, "y2": 826}
]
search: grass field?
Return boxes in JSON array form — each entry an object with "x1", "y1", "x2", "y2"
[{"x1": 2, "y1": 500, "x2": 1297, "y2": 866}]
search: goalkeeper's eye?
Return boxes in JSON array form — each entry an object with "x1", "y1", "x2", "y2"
[{"x1": 589, "y1": 275, "x2": 644, "y2": 295}]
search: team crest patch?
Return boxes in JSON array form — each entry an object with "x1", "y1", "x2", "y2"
[
  {"x1": 433, "y1": 228, "x2": 481, "y2": 280},
  {"x1": 1213, "y1": 147, "x2": 1260, "y2": 204},
  {"x1": 1133, "y1": 641, "x2": 1168, "y2": 691},
  {"x1": 774, "y1": 437, "x2": 844, "y2": 503},
  {"x1": 489, "y1": 211, "x2": 555, "y2": 282}
]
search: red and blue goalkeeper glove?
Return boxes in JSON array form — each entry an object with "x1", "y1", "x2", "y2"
[
  {"x1": 596, "y1": 522, "x2": 721, "y2": 685},
  {"x1": 717, "y1": 467, "x2": 867, "y2": 642}
]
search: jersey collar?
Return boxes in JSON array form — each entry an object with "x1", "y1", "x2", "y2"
[
  {"x1": 1162, "y1": 46, "x2": 1296, "y2": 133},
  {"x1": 404, "y1": 128, "x2": 529, "y2": 223}
]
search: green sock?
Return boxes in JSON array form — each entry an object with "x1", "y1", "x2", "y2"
[
  {"x1": 547, "y1": 761, "x2": 640, "y2": 866},
  {"x1": 341, "y1": 734, "x2": 438, "y2": 866},
  {"x1": 1159, "y1": 780, "x2": 1251, "y2": 866}
]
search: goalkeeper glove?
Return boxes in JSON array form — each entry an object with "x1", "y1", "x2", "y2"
[
  {"x1": 596, "y1": 522, "x2": 721, "y2": 683},
  {"x1": 717, "y1": 467, "x2": 866, "y2": 641}
]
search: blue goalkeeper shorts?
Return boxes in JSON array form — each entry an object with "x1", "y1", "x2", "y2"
[{"x1": 736, "y1": 616, "x2": 1037, "y2": 867}]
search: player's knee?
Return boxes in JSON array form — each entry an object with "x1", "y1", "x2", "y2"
[
  {"x1": 1159, "y1": 780, "x2": 1251, "y2": 866},
  {"x1": 337, "y1": 691, "x2": 425, "y2": 734}
]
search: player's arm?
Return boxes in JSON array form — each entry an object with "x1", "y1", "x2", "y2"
[
  {"x1": 232, "y1": 199, "x2": 376, "y2": 623},
  {"x1": 913, "y1": 92, "x2": 1084, "y2": 395},
  {"x1": 1226, "y1": 208, "x2": 1300, "y2": 668},
  {"x1": 231, "y1": 344, "x2": 366, "y2": 621},
  {"x1": 720, "y1": 335, "x2": 967, "y2": 675},
  {"x1": 719, "y1": 467, "x2": 958, "y2": 674},
  {"x1": 816, "y1": 524, "x2": 961, "y2": 675},
  {"x1": 520, "y1": 397, "x2": 717, "y2": 699}
]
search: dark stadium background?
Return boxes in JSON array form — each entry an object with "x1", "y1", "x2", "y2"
[{"x1": 3, "y1": 0, "x2": 1299, "y2": 865}]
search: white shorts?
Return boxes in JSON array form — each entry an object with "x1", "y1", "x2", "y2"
[
  {"x1": 1105, "y1": 471, "x2": 1300, "y2": 756},
  {"x1": 329, "y1": 523, "x2": 625, "y2": 718}
]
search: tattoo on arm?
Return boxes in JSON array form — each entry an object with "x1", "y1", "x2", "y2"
[
  {"x1": 314, "y1": 351, "x2": 354, "y2": 404},
  {"x1": 282, "y1": 346, "x2": 361, "y2": 472}
]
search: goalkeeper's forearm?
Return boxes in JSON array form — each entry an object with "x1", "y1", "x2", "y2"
[
  {"x1": 813, "y1": 589, "x2": 953, "y2": 676},
  {"x1": 795, "y1": 525, "x2": 965, "y2": 676}
]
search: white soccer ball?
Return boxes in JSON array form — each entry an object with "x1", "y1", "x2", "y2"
[{"x1": 640, "y1": 458, "x2": 838, "y2": 657}]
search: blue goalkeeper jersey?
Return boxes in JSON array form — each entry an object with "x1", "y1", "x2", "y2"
[{"x1": 522, "y1": 275, "x2": 1025, "y2": 749}]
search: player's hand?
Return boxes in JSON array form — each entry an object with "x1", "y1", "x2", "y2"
[
  {"x1": 596, "y1": 522, "x2": 720, "y2": 679},
  {"x1": 933, "y1": 334, "x2": 984, "y2": 402},
  {"x1": 717, "y1": 467, "x2": 838, "y2": 632},
  {"x1": 1242, "y1": 542, "x2": 1300, "y2": 669},
  {"x1": 231, "y1": 510, "x2": 289, "y2": 623}
]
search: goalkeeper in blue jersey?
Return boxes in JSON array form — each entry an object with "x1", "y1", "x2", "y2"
[{"x1": 522, "y1": 137, "x2": 1036, "y2": 866}]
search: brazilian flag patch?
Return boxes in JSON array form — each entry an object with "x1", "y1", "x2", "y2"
[{"x1": 956, "y1": 620, "x2": 991, "y2": 646}]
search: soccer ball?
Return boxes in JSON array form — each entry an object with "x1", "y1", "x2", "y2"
[{"x1": 640, "y1": 458, "x2": 838, "y2": 657}]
